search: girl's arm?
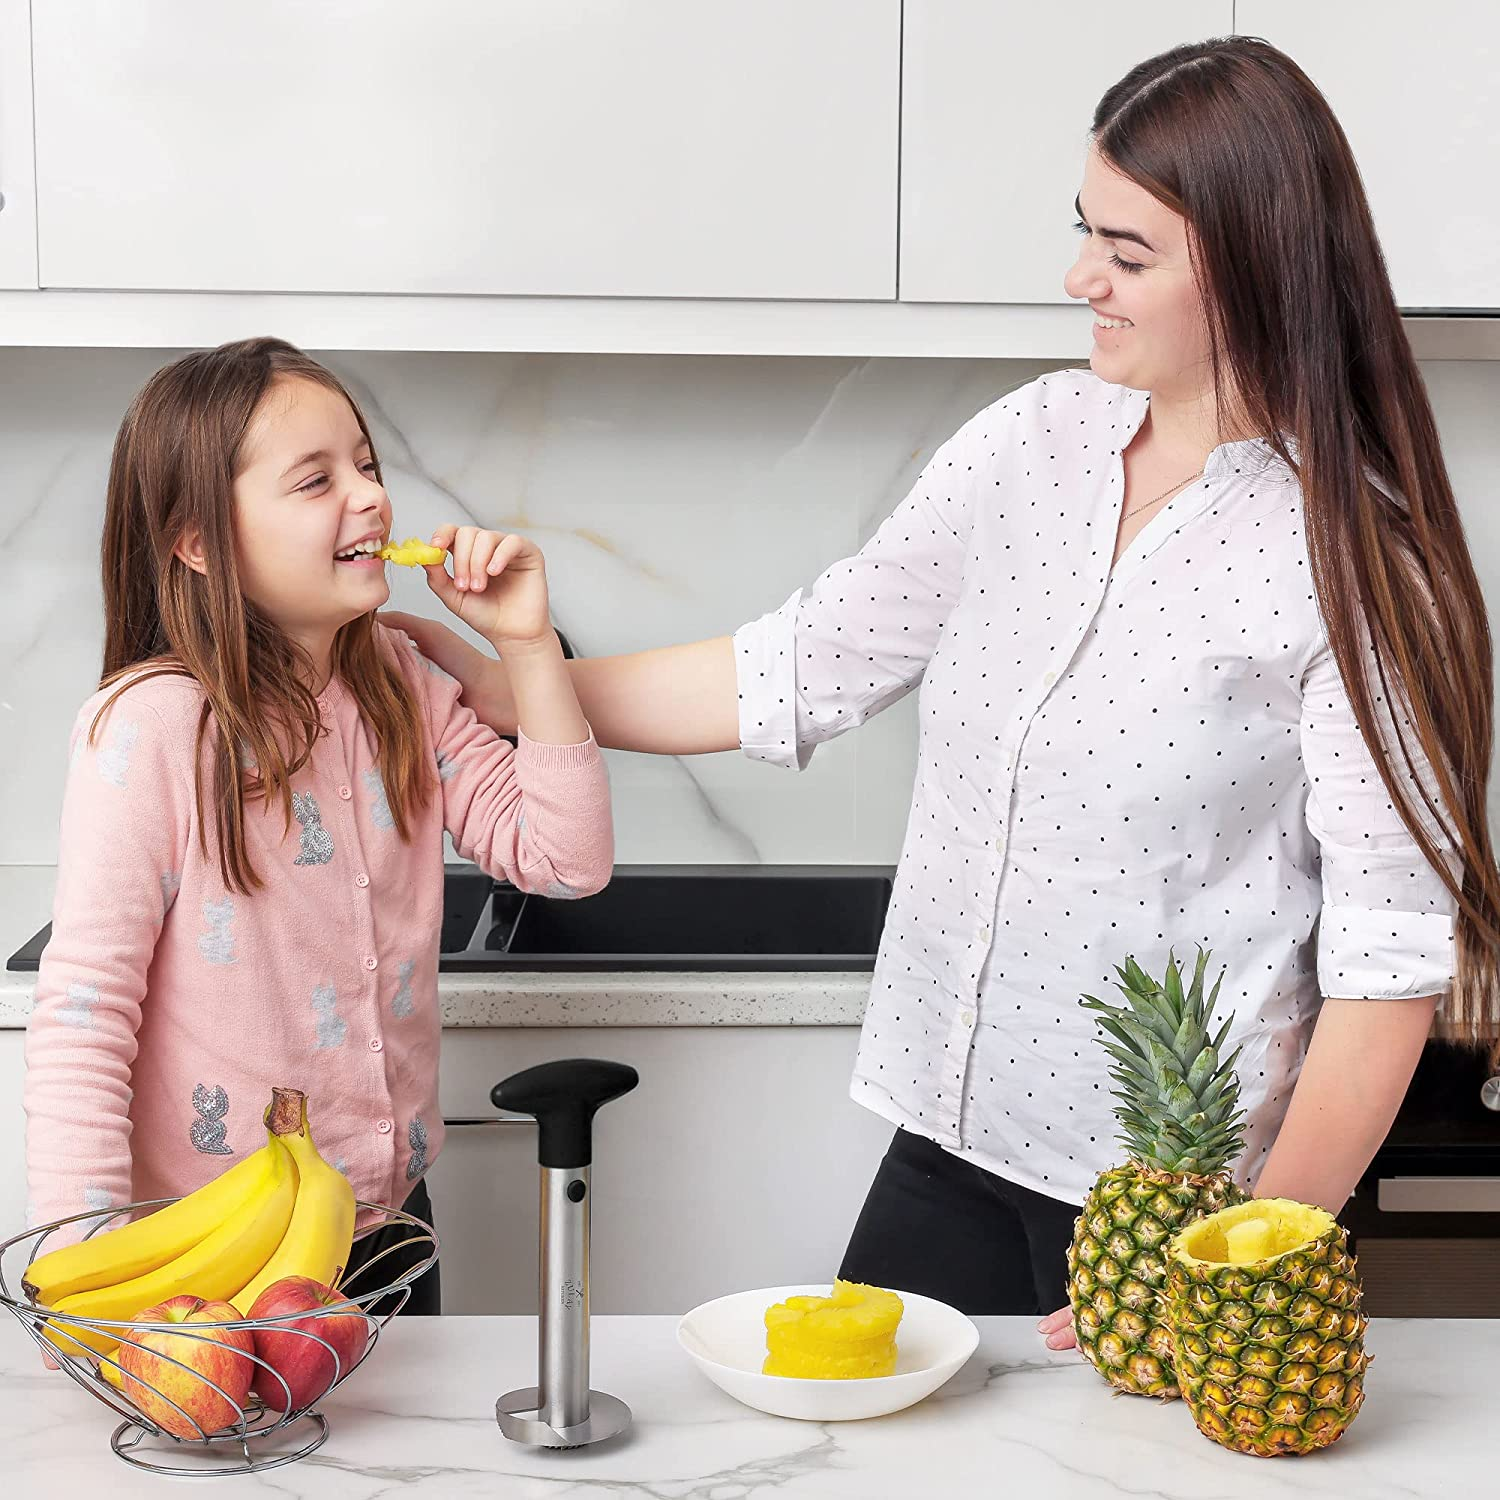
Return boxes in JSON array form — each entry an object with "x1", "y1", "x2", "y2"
[
  {"x1": 24, "y1": 694, "x2": 190, "y2": 1242},
  {"x1": 398, "y1": 526, "x2": 612, "y2": 895},
  {"x1": 401, "y1": 630, "x2": 613, "y2": 898}
]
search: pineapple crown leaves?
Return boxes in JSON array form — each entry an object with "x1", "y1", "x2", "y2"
[{"x1": 1079, "y1": 945, "x2": 1249, "y2": 1176}]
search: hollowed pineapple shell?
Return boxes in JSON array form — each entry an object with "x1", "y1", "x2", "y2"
[{"x1": 1166, "y1": 1198, "x2": 1370, "y2": 1457}]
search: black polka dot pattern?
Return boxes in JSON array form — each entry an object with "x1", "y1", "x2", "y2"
[{"x1": 733, "y1": 370, "x2": 1458, "y2": 1207}]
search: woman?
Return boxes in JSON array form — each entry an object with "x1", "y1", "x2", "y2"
[{"x1": 387, "y1": 37, "x2": 1500, "y2": 1340}]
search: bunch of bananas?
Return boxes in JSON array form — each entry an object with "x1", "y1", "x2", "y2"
[{"x1": 24, "y1": 1088, "x2": 356, "y2": 1358}]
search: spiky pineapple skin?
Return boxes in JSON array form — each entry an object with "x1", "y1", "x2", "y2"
[
  {"x1": 1067, "y1": 1163, "x2": 1247, "y2": 1398},
  {"x1": 1166, "y1": 1213, "x2": 1370, "y2": 1456}
]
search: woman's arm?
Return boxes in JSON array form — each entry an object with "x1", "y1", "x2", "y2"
[
  {"x1": 382, "y1": 611, "x2": 738, "y2": 754},
  {"x1": 1039, "y1": 993, "x2": 1440, "y2": 1351},
  {"x1": 1250, "y1": 994, "x2": 1438, "y2": 1211},
  {"x1": 385, "y1": 395, "x2": 1001, "y2": 762}
]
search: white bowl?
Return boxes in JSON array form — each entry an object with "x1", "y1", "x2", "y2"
[{"x1": 676, "y1": 1284, "x2": 979, "y2": 1422}]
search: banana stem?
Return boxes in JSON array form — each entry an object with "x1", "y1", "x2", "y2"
[{"x1": 266, "y1": 1087, "x2": 307, "y2": 1139}]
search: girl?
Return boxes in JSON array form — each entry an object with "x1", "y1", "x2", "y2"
[
  {"x1": 389, "y1": 35, "x2": 1500, "y2": 1334},
  {"x1": 24, "y1": 337, "x2": 613, "y2": 1314}
]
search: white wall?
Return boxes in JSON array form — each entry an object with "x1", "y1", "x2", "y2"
[{"x1": 2, "y1": 351, "x2": 1499, "y2": 866}]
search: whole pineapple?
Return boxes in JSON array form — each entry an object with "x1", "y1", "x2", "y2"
[
  {"x1": 1066, "y1": 946, "x2": 1249, "y2": 1399},
  {"x1": 1167, "y1": 1199, "x2": 1370, "y2": 1456}
]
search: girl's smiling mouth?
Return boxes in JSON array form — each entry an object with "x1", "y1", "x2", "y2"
[{"x1": 334, "y1": 535, "x2": 386, "y2": 564}]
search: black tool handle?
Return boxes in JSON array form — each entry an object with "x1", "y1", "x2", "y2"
[{"x1": 491, "y1": 1059, "x2": 639, "y2": 1168}]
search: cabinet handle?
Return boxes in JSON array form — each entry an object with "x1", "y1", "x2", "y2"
[
  {"x1": 1377, "y1": 1176, "x2": 1500, "y2": 1212},
  {"x1": 442, "y1": 1115, "x2": 535, "y2": 1129}
]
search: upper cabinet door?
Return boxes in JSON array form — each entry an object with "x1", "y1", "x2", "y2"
[
  {"x1": 899, "y1": 3, "x2": 1233, "y2": 305},
  {"x1": 1237, "y1": 5, "x2": 1499, "y2": 309},
  {"x1": 0, "y1": 0, "x2": 38, "y2": 289},
  {"x1": 33, "y1": 1, "x2": 899, "y2": 301}
]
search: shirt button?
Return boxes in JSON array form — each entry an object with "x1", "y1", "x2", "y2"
[
  {"x1": 368, "y1": 1038, "x2": 383, "y2": 1052},
  {"x1": 355, "y1": 873, "x2": 370, "y2": 888},
  {"x1": 981, "y1": 926, "x2": 992, "y2": 943},
  {"x1": 960, "y1": 1009, "x2": 975, "y2": 1027},
  {"x1": 364, "y1": 956, "x2": 379, "y2": 971},
  {"x1": 1042, "y1": 671, "x2": 1057, "y2": 688},
  {"x1": 994, "y1": 835, "x2": 1005, "y2": 853},
  {"x1": 376, "y1": 1118, "x2": 392, "y2": 1134},
  {"x1": 338, "y1": 784, "x2": 353, "y2": 800}
]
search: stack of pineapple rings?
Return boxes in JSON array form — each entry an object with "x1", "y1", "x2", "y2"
[{"x1": 762, "y1": 1281, "x2": 904, "y2": 1379}]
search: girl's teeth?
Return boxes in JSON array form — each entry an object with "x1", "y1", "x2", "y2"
[{"x1": 1096, "y1": 317, "x2": 1133, "y2": 329}]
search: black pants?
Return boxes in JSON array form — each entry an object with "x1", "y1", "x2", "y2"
[
  {"x1": 342, "y1": 1178, "x2": 441, "y2": 1316},
  {"x1": 838, "y1": 1128, "x2": 1081, "y2": 1316}
]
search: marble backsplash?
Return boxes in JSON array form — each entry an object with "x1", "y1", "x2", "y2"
[{"x1": 2, "y1": 349, "x2": 1499, "y2": 870}]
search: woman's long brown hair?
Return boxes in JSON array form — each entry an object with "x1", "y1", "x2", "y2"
[
  {"x1": 1095, "y1": 37, "x2": 1499, "y2": 1055},
  {"x1": 96, "y1": 337, "x2": 431, "y2": 893}
]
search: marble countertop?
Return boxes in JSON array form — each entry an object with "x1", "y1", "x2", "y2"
[
  {"x1": 0, "y1": 865, "x2": 871, "y2": 1028},
  {"x1": 1, "y1": 1313, "x2": 1490, "y2": 1497}
]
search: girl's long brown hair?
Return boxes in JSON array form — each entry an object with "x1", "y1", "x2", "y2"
[
  {"x1": 97, "y1": 337, "x2": 431, "y2": 893},
  {"x1": 1095, "y1": 37, "x2": 1500, "y2": 1055}
]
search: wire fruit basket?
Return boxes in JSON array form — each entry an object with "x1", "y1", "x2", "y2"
[{"x1": 0, "y1": 1198, "x2": 438, "y2": 1478}]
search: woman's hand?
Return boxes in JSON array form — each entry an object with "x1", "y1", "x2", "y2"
[
  {"x1": 1037, "y1": 1304, "x2": 1078, "y2": 1351},
  {"x1": 377, "y1": 608, "x2": 515, "y2": 731},
  {"x1": 422, "y1": 525, "x2": 552, "y2": 650}
]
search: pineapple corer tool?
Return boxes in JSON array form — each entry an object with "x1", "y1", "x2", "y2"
[{"x1": 491, "y1": 1058, "x2": 639, "y2": 1448}]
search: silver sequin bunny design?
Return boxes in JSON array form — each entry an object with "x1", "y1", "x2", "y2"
[
  {"x1": 407, "y1": 1116, "x2": 429, "y2": 1180},
  {"x1": 189, "y1": 1083, "x2": 233, "y2": 1155},
  {"x1": 311, "y1": 981, "x2": 347, "y2": 1049},
  {"x1": 292, "y1": 790, "x2": 335, "y2": 867}
]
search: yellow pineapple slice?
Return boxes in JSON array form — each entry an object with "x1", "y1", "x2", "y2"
[
  {"x1": 763, "y1": 1280, "x2": 903, "y2": 1379},
  {"x1": 1225, "y1": 1216, "x2": 1276, "y2": 1264},
  {"x1": 378, "y1": 536, "x2": 447, "y2": 568}
]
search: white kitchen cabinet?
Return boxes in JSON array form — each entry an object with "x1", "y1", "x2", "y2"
[
  {"x1": 899, "y1": 2, "x2": 1232, "y2": 304},
  {"x1": 432, "y1": 1026, "x2": 891, "y2": 1315},
  {"x1": 32, "y1": 0, "x2": 899, "y2": 302},
  {"x1": 0, "y1": 0, "x2": 37, "y2": 289},
  {"x1": 0, "y1": 1022, "x2": 890, "y2": 1317},
  {"x1": 1237, "y1": 4, "x2": 1500, "y2": 308}
]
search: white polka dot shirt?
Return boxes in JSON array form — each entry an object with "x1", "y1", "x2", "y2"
[{"x1": 734, "y1": 370, "x2": 1458, "y2": 1207}]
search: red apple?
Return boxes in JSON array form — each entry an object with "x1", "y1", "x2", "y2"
[
  {"x1": 247, "y1": 1275, "x2": 368, "y2": 1412},
  {"x1": 116, "y1": 1295, "x2": 255, "y2": 1439}
]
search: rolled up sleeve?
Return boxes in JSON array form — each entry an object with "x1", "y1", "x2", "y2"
[
  {"x1": 1300, "y1": 630, "x2": 1459, "y2": 1000},
  {"x1": 733, "y1": 428, "x2": 980, "y2": 771}
]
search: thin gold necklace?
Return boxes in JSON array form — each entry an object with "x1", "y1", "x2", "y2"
[{"x1": 1120, "y1": 468, "x2": 1203, "y2": 522}]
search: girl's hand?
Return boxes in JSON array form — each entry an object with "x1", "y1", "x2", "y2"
[
  {"x1": 1037, "y1": 1305, "x2": 1078, "y2": 1351},
  {"x1": 422, "y1": 525, "x2": 552, "y2": 649}
]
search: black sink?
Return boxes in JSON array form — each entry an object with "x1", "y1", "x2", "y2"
[
  {"x1": 8, "y1": 864, "x2": 895, "y2": 974},
  {"x1": 444, "y1": 864, "x2": 893, "y2": 971}
]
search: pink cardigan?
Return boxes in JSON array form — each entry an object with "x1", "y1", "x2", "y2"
[{"x1": 24, "y1": 626, "x2": 612, "y2": 1234}]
